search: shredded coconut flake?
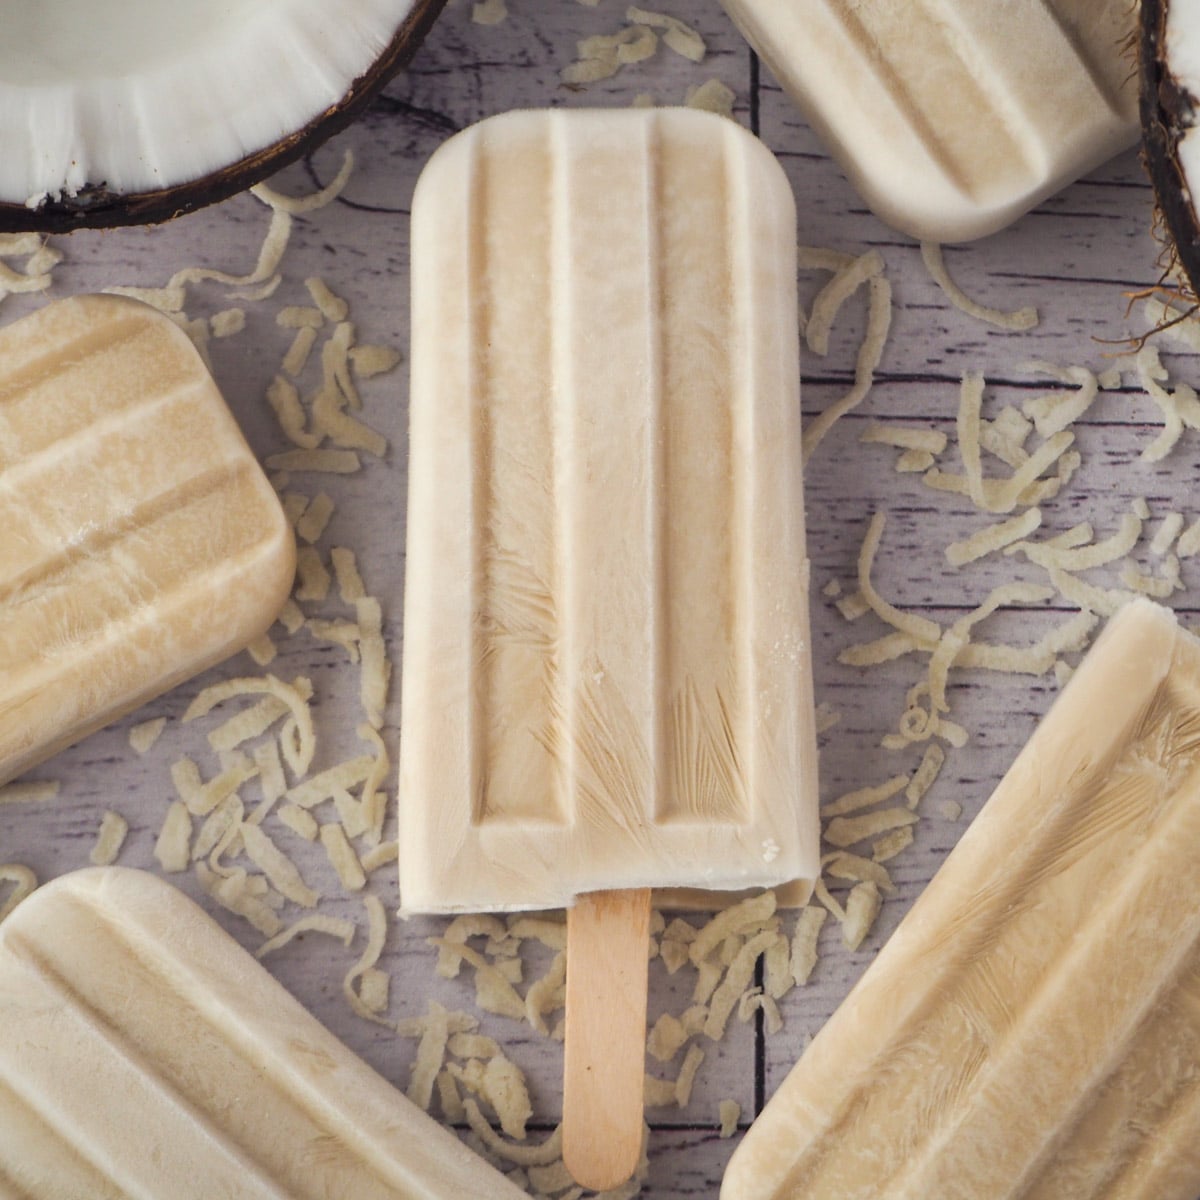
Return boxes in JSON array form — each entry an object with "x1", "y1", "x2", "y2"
[
  {"x1": 1020, "y1": 363, "x2": 1099, "y2": 438},
  {"x1": 128, "y1": 717, "x2": 167, "y2": 755},
  {"x1": 628, "y1": 6, "x2": 706, "y2": 60},
  {"x1": 153, "y1": 802, "x2": 193, "y2": 873},
  {"x1": 945, "y1": 508, "x2": 1042, "y2": 567},
  {"x1": 921, "y1": 242, "x2": 1038, "y2": 330},
  {"x1": 872, "y1": 825, "x2": 915, "y2": 862},
  {"x1": 824, "y1": 807, "x2": 918, "y2": 849},
  {"x1": 256, "y1": 913, "x2": 355, "y2": 959},
  {"x1": 320, "y1": 823, "x2": 367, "y2": 891},
  {"x1": 855, "y1": 512, "x2": 941, "y2": 643},
  {"x1": 251, "y1": 150, "x2": 355, "y2": 215},
  {"x1": 719, "y1": 1099, "x2": 741, "y2": 1138},
  {"x1": 841, "y1": 881, "x2": 882, "y2": 950},
  {"x1": 0, "y1": 781, "x2": 59, "y2": 805},
  {"x1": 266, "y1": 448, "x2": 362, "y2": 474},
  {"x1": 803, "y1": 273, "x2": 892, "y2": 462},
  {"x1": 1152, "y1": 512, "x2": 1185, "y2": 557},
  {"x1": 806, "y1": 249, "x2": 885, "y2": 357},
  {"x1": 283, "y1": 326, "x2": 319, "y2": 377},
  {"x1": 90, "y1": 810, "x2": 128, "y2": 866},
  {"x1": 472, "y1": 0, "x2": 508, "y2": 24},
  {"x1": 860, "y1": 421, "x2": 947, "y2": 454},
  {"x1": 0, "y1": 865, "x2": 37, "y2": 923},
  {"x1": 905, "y1": 744, "x2": 946, "y2": 808},
  {"x1": 684, "y1": 78, "x2": 736, "y2": 117},
  {"x1": 820, "y1": 775, "x2": 909, "y2": 818}
]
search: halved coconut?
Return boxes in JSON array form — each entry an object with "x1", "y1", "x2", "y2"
[
  {"x1": 0, "y1": 0, "x2": 445, "y2": 232},
  {"x1": 1142, "y1": 0, "x2": 1200, "y2": 297}
]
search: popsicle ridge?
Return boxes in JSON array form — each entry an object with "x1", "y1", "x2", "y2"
[
  {"x1": 723, "y1": 602, "x2": 1200, "y2": 1200},
  {"x1": 468, "y1": 110, "x2": 565, "y2": 826},
  {"x1": 0, "y1": 311, "x2": 196, "y2": 465}
]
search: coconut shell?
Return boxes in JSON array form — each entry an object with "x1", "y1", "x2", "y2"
[
  {"x1": 1140, "y1": 0, "x2": 1200, "y2": 301},
  {"x1": 0, "y1": 0, "x2": 447, "y2": 233}
]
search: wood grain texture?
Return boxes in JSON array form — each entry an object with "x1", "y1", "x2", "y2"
[
  {"x1": 0, "y1": 2, "x2": 1196, "y2": 1197},
  {"x1": 564, "y1": 888, "x2": 652, "y2": 1191}
]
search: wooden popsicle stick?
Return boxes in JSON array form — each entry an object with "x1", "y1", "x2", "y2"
[{"x1": 562, "y1": 886, "x2": 652, "y2": 1191}]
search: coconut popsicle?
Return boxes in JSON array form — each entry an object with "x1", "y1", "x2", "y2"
[
  {"x1": 0, "y1": 867, "x2": 531, "y2": 1199},
  {"x1": 0, "y1": 293, "x2": 294, "y2": 783},
  {"x1": 719, "y1": 0, "x2": 1139, "y2": 242},
  {"x1": 723, "y1": 599, "x2": 1200, "y2": 1200},
  {"x1": 398, "y1": 107, "x2": 819, "y2": 1189}
]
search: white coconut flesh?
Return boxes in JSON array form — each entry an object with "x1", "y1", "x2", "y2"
[{"x1": 0, "y1": 0, "x2": 419, "y2": 210}]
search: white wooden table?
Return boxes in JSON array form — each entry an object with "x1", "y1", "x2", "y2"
[{"x1": 0, "y1": 2, "x2": 1186, "y2": 1196}]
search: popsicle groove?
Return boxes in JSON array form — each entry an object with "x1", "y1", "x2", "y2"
[
  {"x1": 1, "y1": 870, "x2": 534, "y2": 1198},
  {"x1": 0, "y1": 317, "x2": 197, "y2": 466},
  {"x1": 471, "y1": 116, "x2": 566, "y2": 826},
  {"x1": 547, "y1": 107, "x2": 580, "y2": 835},
  {"x1": 0, "y1": 1164, "x2": 36, "y2": 1200},
  {"x1": 465, "y1": 121, "x2": 491, "y2": 828},
  {"x1": 556, "y1": 108, "x2": 658, "y2": 840},
  {"x1": 722, "y1": 0, "x2": 1139, "y2": 242},
  {"x1": 727, "y1": 120, "x2": 755, "y2": 825},
  {"x1": 0, "y1": 371, "x2": 211, "y2": 508},
  {"x1": 831, "y1": 1, "x2": 987, "y2": 202},
  {"x1": 0, "y1": 294, "x2": 294, "y2": 786},
  {"x1": 70, "y1": 888, "x2": 444, "y2": 1197},
  {"x1": 0, "y1": 461, "x2": 269, "y2": 658},
  {"x1": 645, "y1": 108, "x2": 669, "y2": 833},
  {"x1": 0, "y1": 313, "x2": 151, "y2": 407},
  {"x1": 656, "y1": 115, "x2": 746, "y2": 824},
  {"x1": 0, "y1": 414, "x2": 251, "y2": 606},
  {"x1": 0, "y1": 475, "x2": 286, "y2": 773}
]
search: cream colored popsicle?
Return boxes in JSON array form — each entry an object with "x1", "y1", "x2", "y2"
[
  {"x1": 398, "y1": 107, "x2": 819, "y2": 1188},
  {"x1": 720, "y1": 0, "x2": 1139, "y2": 242},
  {"x1": 0, "y1": 867, "x2": 530, "y2": 1199},
  {"x1": 0, "y1": 294, "x2": 294, "y2": 782},
  {"x1": 399, "y1": 107, "x2": 818, "y2": 910},
  {"x1": 723, "y1": 598, "x2": 1200, "y2": 1200}
]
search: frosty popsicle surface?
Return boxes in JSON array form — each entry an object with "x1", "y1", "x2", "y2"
[
  {"x1": 0, "y1": 294, "x2": 294, "y2": 782},
  {"x1": 720, "y1": 0, "x2": 1139, "y2": 242},
  {"x1": 398, "y1": 107, "x2": 819, "y2": 915},
  {"x1": 723, "y1": 598, "x2": 1200, "y2": 1199},
  {"x1": 0, "y1": 867, "x2": 530, "y2": 1199}
]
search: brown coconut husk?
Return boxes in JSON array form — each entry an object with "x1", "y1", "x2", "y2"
[{"x1": 1139, "y1": 0, "x2": 1200, "y2": 321}]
